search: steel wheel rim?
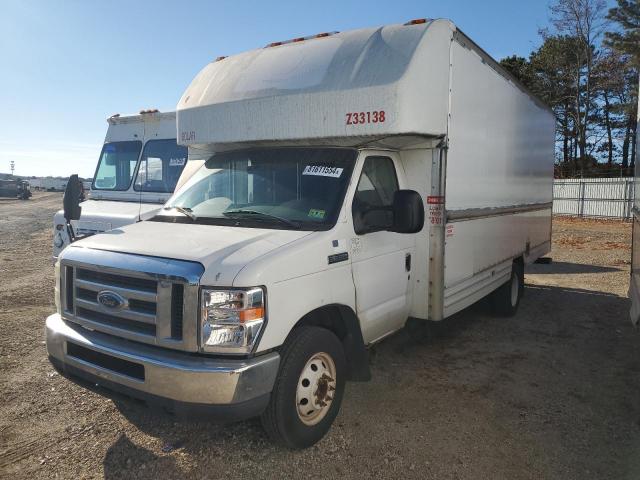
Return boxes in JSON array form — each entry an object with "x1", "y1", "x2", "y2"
[
  {"x1": 296, "y1": 352, "x2": 337, "y2": 426},
  {"x1": 510, "y1": 273, "x2": 519, "y2": 307}
]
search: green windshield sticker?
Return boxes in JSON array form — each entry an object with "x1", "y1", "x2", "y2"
[{"x1": 308, "y1": 209, "x2": 326, "y2": 219}]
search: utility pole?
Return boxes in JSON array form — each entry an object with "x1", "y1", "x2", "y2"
[{"x1": 10, "y1": 161, "x2": 15, "y2": 176}]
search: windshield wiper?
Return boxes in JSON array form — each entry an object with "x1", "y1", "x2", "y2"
[
  {"x1": 223, "y1": 209, "x2": 301, "y2": 229},
  {"x1": 163, "y1": 205, "x2": 197, "y2": 221}
]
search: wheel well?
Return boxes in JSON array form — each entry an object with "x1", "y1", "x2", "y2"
[{"x1": 291, "y1": 305, "x2": 371, "y2": 382}]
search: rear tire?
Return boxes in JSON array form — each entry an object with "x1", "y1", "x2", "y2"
[
  {"x1": 489, "y1": 261, "x2": 524, "y2": 317},
  {"x1": 261, "y1": 326, "x2": 346, "y2": 449}
]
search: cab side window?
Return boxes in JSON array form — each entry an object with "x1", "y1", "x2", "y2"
[{"x1": 352, "y1": 156, "x2": 399, "y2": 234}]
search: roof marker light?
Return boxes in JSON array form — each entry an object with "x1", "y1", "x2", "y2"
[
  {"x1": 265, "y1": 31, "x2": 339, "y2": 48},
  {"x1": 215, "y1": 56, "x2": 227, "y2": 62},
  {"x1": 315, "y1": 31, "x2": 339, "y2": 38},
  {"x1": 139, "y1": 109, "x2": 159, "y2": 114},
  {"x1": 405, "y1": 18, "x2": 427, "y2": 25}
]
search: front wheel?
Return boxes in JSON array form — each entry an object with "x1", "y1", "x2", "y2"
[
  {"x1": 489, "y1": 261, "x2": 524, "y2": 317},
  {"x1": 261, "y1": 326, "x2": 346, "y2": 449}
]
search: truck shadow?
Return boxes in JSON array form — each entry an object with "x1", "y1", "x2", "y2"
[
  {"x1": 103, "y1": 433, "x2": 184, "y2": 479},
  {"x1": 101, "y1": 282, "x2": 634, "y2": 478},
  {"x1": 104, "y1": 394, "x2": 269, "y2": 478},
  {"x1": 526, "y1": 261, "x2": 621, "y2": 275},
  {"x1": 373, "y1": 282, "x2": 629, "y2": 357}
]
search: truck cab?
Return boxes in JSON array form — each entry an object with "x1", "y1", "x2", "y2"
[{"x1": 52, "y1": 111, "x2": 192, "y2": 259}]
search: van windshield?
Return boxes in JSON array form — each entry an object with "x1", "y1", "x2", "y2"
[
  {"x1": 160, "y1": 148, "x2": 357, "y2": 230},
  {"x1": 93, "y1": 141, "x2": 142, "y2": 190}
]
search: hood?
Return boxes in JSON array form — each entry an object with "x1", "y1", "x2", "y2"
[
  {"x1": 70, "y1": 220, "x2": 312, "y2": 286},
  {"x1": 54, "y1": 200, "x2": 162, "y2": 232}
]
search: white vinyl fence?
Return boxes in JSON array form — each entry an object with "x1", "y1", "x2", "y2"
[{"x1": 553, "y1": 177, "x2": 635, "y2": 220}]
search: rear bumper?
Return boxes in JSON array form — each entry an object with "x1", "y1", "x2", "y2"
[{"x1": 46, "y1": 314, "x2": 279, "y2": 420}]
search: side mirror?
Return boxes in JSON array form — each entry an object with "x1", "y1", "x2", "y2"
[
  {"x1": 63, "y1": 174, "x2": 82, "y2": 222},
  {"x1": 390, "y1": 190, "x2": 424, "y2": 234}
]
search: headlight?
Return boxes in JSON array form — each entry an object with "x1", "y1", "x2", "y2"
[{"x1": 200, "y1": 287, "x2": 265, "y2": 354}]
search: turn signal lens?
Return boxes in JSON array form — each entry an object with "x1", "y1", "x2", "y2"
[{"x1": 239, "y1": 307, "x2": 264, "y2": 322}]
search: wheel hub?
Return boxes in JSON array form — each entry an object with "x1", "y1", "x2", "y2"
[{"x1": 296, "y1": 352, "x2": 337, "y2": 426}]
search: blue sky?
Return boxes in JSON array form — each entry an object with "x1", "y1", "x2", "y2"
[{"x1": 1, "y1": 0, "x2": 557, "y2": 177}]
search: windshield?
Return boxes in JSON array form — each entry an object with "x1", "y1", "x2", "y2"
[
  {"x1": 159, "y1": 148, "x2": 357, "y2": 230},
  {"x1": 134, "y1": 139, "x2": 188, "y2": 193},
  {"x1": 93, "y1": 141, "x2": 142, "y2": 190}
]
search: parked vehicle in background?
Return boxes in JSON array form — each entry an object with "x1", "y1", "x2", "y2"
[
  {"x1": 629, "y1": 82, "x2": 640, "y2": 325},
  {"x1": 30, "y1": 177, "x2": 68, "y2": 191},
  {"x1": 0, "y1": 178, "x2": 31, "y2": 200},
  {"x1": 52, "y1": 110, "x2": 199, "y2": 259},
  {"x1": 46, "y1": 19, "x2": 555, "y2": 448}
]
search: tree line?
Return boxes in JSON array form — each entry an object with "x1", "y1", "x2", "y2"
[{"x1": 499, "y1": 0, "x2": 639, "y2": 178}]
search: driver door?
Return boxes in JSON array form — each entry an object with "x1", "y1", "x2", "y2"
[{"x1": 350, "y1": 154, "x2": 414, "y2": 344}]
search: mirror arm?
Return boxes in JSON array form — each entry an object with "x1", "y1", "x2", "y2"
[{"x1": 66, "y1": 222, "x2": 76, "y2": 243}]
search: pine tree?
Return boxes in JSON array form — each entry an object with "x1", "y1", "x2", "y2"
[{"x1": 605, "y1": 0, "x2": 639, "y2": 169}]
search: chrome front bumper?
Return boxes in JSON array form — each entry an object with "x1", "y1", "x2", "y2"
[{"x1": 46, "y1": 314, "x2": 279, "y2": 417}]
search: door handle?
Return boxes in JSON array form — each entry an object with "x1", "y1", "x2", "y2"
[{"x1": 405, "y1": 253, "x2": 412, "y2": 272}]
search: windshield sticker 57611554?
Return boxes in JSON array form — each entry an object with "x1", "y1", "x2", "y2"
[{"x1": 302, "y1": 166, "x2": 343, "y2": 178}]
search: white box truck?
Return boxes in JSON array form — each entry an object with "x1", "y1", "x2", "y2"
[
  {"x1": 31, "y1": 177, "x2": 68, "y2": 191},
  {"x1": 52, "y1": 110, "x2": 199, "y2": 259},
  {"x1": 629, "y1": 82, "x2": 639, "y2": 324},
  {"x1": 46, "y1": 19, "x2": 555, "y2": 448}
]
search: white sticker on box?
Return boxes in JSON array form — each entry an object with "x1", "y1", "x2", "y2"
[{"x1": 302, "y1": 165, "x2": 343, "y2": 178}]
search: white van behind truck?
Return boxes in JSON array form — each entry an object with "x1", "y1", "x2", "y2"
[
  {"x1": 52, "y1": 111, "x2": 194, "y2": 258},
  {"x1": 46, "y1": 19, "x2": 555, "y2": 448}
]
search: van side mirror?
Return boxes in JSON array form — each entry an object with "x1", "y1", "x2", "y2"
[
  {"x1": 63, "y1": 174, "x2": 82, "y2": 222},
  {"x1": 390, "y1": 190, "x2": 424, "y2": 234}
]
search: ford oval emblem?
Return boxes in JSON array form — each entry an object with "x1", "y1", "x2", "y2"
[{"x1": 97, "y1": 290, "x2": 127, "y2": 310}]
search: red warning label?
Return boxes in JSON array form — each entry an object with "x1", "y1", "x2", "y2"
[
  {"x1": 429, "y1": 205, "x2": 443, "y2": 224},
  {"x1": 446, "y1": 224, "x2": 454, "y2": 237},
  {"x1": 427, "y1": 196, "x2": 445, "y2": 225},
  {"x1": 426, "y1": 195, "x2": 445, "y2": 204}
]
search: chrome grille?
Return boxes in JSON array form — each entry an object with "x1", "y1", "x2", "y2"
[
  {"x1": 74, "y1": 269, "x2": 158, "y2": 336},
  {"x1": 59, "y1": 248, "x2": 203, "y2": 352}
]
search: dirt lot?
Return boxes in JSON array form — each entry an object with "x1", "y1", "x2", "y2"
[{"x1": 1, "y1": 193, "x2": 639, "y2": 479}]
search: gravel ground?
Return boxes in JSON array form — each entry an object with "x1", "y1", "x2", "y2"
[{"x1": 1, "y1": 193, "x2": 639, "y2": 479}]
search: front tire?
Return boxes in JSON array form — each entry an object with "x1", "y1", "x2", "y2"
[
  {"x1": 261, "y1": 326, "x2": 346, "y2": 449},
  {"x1": 489, "y1": 261, "x2": 524, "y2": 317}
]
